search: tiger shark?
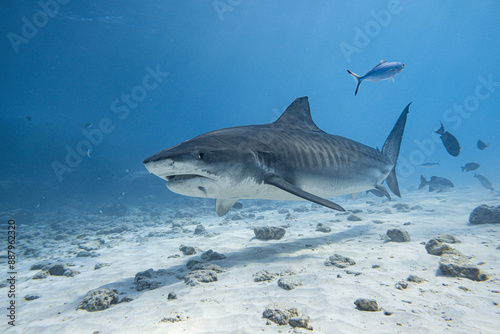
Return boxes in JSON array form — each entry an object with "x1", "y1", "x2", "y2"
[{"x1": 143, "y1": 97, "x2": 410, "y2": 216}]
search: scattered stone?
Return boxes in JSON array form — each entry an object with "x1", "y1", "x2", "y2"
[
  {"x1": 167, "y1": 292, "x2": 177, "y2": 300},
  {"x1": 346, "y1": 270, "x2": 362, "y2": 276},
  {"x1": 118, "y1": 296, "x2": 134, "y2": 303},
  {"x1": 47, "y1": 263, "x2": 79, "y2": 277},
  {"x1": 32, "y1": 271, "x2": 48, "y2": 280},
  {"x1": 407, "y1": 275, "x2": 425, "y2": 283},
  {"x1": 373, "y1": 220, "x2": 385, "y2": 224},
  {"x1": 147, "y1": 231, "x2": 170, "y2": 238},
  {"x1": 411, "y1": 205, "x2": 423, "y2": 210},
  {"x1": 201, "y1": 249, "x2": 226, "y2": 261},
  {"x1": 179, "y1": 245, "x2": 196, "y2": 256},
  {"x1": 435, "y1": 234, "x2": 460, "y2": 244},
  {"x1": 354, "y1": 298, "x2": 380, "y2": 311},
  {"x1": 77, "y1": 288, "x2": 119, "y2": 312},
  {"x1": 278, "y1": 209, "x2": 289, "y2": 214},
  {"x1": 79, "y1": 240, "x2": 102, "y2": 251},
  {"x1": 76, "y1": 251, "x2": 92, "y2": 257},
  {"x1": 30, "y1": 261, "x2": 51, "y2": 271},
  {"x1": 24, "y1": 295, "x2": 40, "y2": 301},
  {"x1": 383, "y1": 208, "x2": 393, "y2": 214},
  {"x1": 186, "y1": 259, "x2": 203, "y2": 270},
  {"x1": 285, "y1": 213, "x2": 297, "y2": 220},
  {"x1": 189, "y1": 262, "x2": 224, "y2": 273},
  {"x1": 393, "y1": 203, "x2": 410, "y2": 212},
  {"x1": 193, "y1": 224, "x2": 206, "y2": 235},
  {"x1": 458, "y1": 286, "x2": 470, "y2": 292},
  {"x1": 254, "y1": 226, "x2": 286, "y2": 240},
  {"x1": 94, "y1": 263, "x2": 111, "y2": 270},
  {"x1": 425, "y1": 239, "x2": 454, "y2": 256},
  {"x1": 439, "y1": 253, "x2": 489, "y2": 281},
  {"x1": 184, "y1": 270, "x2": 218, "y2": 286},
  {"x1": 316, "y1": 223, "x2": 331, "y2": 233},
  {"x1": 97, "y1": 225, "x2": 129, "y2": 235},
  {"x1": 469, "y1": 204, "x2": 500, "y2": 224},
  {"x1": 395, "y1": 281, "x2": 408, "y2": 290},
  {"x1": 324, "y1": 254, "x2": 356, "y2": 268},
  {"x1": 263, "y1": 303, "x2": 299, "y2": 326},
  {"x1": 293, "y1": 206, "x2": 309, "y2": 213},
  {"x1": 289, "y1": 315, "x2": 311, "y2": 329},
  {"x1": 160, "y1": 312, "x2": 188, "y2": 323},
  {"x1": 351, "y1": 209, "x2": 363, "y2": 214},
  {"x1": 253, "y1": 270, "x2": 276, "y2": 282},
  {"x1": 372, "y1": 264, "x2": 381, "y2": 269},
  {"x1": 277, "y1": 277, "x2": 302, "y2": 290},
  {"x1": 278, "y1": 269, "x2": 296, "y2": 276},
  {"x1": 347, "y1": 214, "x2": 362, "y2": 221},
  {"x1": 230, "y1": 214, "x2": 244, "y2": 221},
  {"x1": 387, "y1": 228, "x2": 411, "y2": 242},
  {"x1": 134, "y1": 269, "x2": 163, "y2": 291}
]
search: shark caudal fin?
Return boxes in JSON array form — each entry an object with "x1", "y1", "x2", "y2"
[
  {"x1": 419, "y1": 175, "x2": 428, "y2": 189},
  {"x1": 347, "y1": 70, "x2": 363, "y2": 96},
  {"x1": 381, "y1": 102, "x2": 411, "y2": 197}
]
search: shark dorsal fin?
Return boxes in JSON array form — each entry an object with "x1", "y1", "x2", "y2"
[{"x1": 274, "y1": 97, "x2": 322, "y2": 132}]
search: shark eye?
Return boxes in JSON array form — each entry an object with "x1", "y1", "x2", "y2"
[{"x1": 198, "y1": 152, "x2": 205, "y2": 159}]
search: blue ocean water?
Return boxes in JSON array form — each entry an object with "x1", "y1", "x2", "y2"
[{"x1": 1, "y1": 0, "x2": 499, "y2": 215}]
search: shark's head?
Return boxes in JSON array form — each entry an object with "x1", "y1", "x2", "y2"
[{"x1": 143, "y1": 130, "x2": 259, "y2": 199}]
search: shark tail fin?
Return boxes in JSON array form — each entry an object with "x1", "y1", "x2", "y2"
[
  {"x1": 347, "y1": 70, "x2": 362, "y2": 96},
  {"x1": 419, "y1": 175, "x2": 427, "y2": 189},
  {"x1": 381, "y1": 102, "x2": 411, "y2": 197}
]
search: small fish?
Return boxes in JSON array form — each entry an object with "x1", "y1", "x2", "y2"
[
  {"x1": 435, "y1": 122, "x2": 460, "y2": 157},
  {"x1": 477, "y1": 140, "x2": 488, "y2": 150},
  {"x1": 35, "y1": 204, "x2": 40, "y2": 209},
  {"x1": 87, "y1": 149, "x2": 91, "y2": 158},
  {"x1": 419, "y1": 175, "x2": 454, "y2": 192},
  {"x1": 461, "y1": 162, "x2": 480, "y2": 172},
  {"x1": 474, "y1": 174, "x2": 494, "y2": 192},
  {"x1": 125, "y1": 168, "x2": 131, "y2": 173},
  {"x1": 421, "y1": 161, "x2": 440, "y2": 168},
  {"x1": 347, "y1": 60, "x2": 405, "y2": 95},
  {"x1": 84, "y1": 122, "x2": 93, "y2": 128},
  {"x1": 25, "y1": 116, "x2": 32, "y2": 121}
]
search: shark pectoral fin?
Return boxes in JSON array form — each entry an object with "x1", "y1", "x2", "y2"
[
  {"x1": 375, "y1": 184, "x2": 391, "y2": 200},
  {"x1": 264, "y1": 174, "x2": 345, "y2": 212},
  {"x1": 215, "y1": 199, "x2": 239, "y2": 217},
  {"x1": 385, "y1": 167, "x2": 401, "y2": 197}
]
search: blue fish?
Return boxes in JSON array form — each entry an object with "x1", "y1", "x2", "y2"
[{"x1": 347, "y1": 60, "x2": 405, "y2": 95}]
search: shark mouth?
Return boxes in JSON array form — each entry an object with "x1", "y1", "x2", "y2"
[{"x1": 165, "y1": 174, "x2": 208, "y2": 182}]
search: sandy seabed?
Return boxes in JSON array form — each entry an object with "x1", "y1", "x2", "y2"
[{"x1": 1, "y1": 187, "x2": 499, "y2": 334}]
